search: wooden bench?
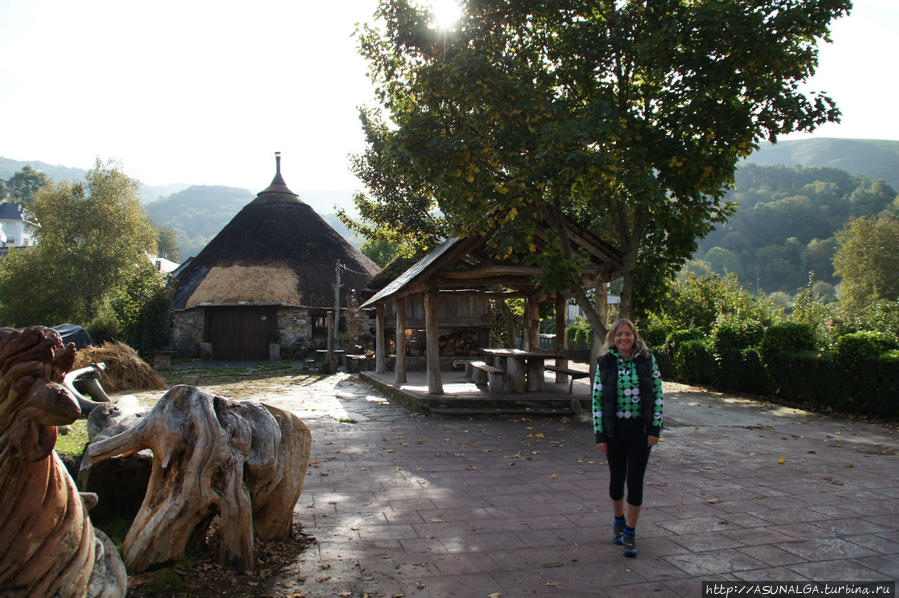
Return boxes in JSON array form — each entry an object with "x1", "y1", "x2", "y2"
[
  {"x1": 465, "y1": 360, "x2": 506, "y2": 397},
  {"x1": 544, "y1": 365, "x2": 590, "y2": 394}
]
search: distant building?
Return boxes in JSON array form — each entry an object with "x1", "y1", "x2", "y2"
[{"x1": 0, "y1": 201, "x2": 36, "y2": 254}]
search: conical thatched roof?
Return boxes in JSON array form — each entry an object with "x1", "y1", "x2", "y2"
[{"x1": 171, "y1": 154, "x2": 379, "y2": 310}]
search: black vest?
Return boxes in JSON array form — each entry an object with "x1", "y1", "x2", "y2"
[{"x1": 596, "y1": 351, "x2": 657, "y2": 438}]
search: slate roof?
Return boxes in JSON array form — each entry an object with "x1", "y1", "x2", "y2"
[{"x1": 0, "y1": 201, "x2": 24, "y2": 221}]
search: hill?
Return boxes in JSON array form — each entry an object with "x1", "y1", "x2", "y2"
[
  {"x1": 743, "y1": 138, "x2": 899, "y2": 190},
  {"x1": 0, "y1": 156, "x2": 188, "y2": 203},
  {"x1": 694, "y1": 164, "x2": 898, "y2": 295}
]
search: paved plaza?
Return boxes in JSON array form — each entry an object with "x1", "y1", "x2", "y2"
[{"x1": 249, "y1": 372, "x2": 896, "y2": 597}]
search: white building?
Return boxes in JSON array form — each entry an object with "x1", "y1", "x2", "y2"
[{"x1": 0, "y1": 201, "x2": 36, "y2": 249}]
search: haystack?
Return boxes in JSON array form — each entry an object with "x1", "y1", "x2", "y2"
[{"x1": 74, "y1": 341, "x2": 167, "y2": 392}]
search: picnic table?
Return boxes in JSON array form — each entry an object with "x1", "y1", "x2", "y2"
[{"x1": 479, "y1": 348, "x2": 564, "y2": 393}]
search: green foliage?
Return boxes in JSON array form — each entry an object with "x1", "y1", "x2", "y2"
[
  {"x1": 0, "y1": 161, "x2": 158, "y2": 327},
  {"x1": 87, "y1": 309, "x2": 121, "y2": 345},
  {"x1": 641, "y1": 324, "x2": 668, "y2": 350},
  {"x1": 664, "y1": 328, "x2": 705, "y2": 354},
  {"x1": 697, "y1": 164, "x2": 899, "y2": 293},
  {"x1": 353, "y1": 0, "x2": 847, "y2": 320},
  {"x1": 758, "y1": 322, "x2": 818, "y2": 364},
  {"x1": 833, "y1": 331, "x2": 899, "y2": 371},
  {"x1": 107, "y1": 260, "x2": 167, "y2": 351},
  {"x1": 833, "y1": 214, "x2": 899, "y2": 312},
  {"x1": 672, "y1": 339, "x2": 715, "y2": 385},
  {"x1": 155, "y1": 226, "x2": 180, "y2": 262},
  {"x1": 360, "y1": 237, "x2": 400, "y2": 267},
  {"x1": 711, "y1": 320, "x2": 764, "y2": 356},
  {"x1": 652, "y1": 272, "x2": 782, "y2": 334},
  {"x1": 566, "y1": 321, "x2": 593, "y2": 350},
  {"x1": 9, "y1": 165, "x2": 51, "y2": 206}
]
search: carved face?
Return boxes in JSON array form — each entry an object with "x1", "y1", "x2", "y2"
[
  {"x1": 1, "y1": 326, "x2": 80, "y2": 462},
  {"x1": 9, "y1": 378, "x2": 81, "y2": 462}
]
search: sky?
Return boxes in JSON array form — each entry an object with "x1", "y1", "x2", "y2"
[{"x1": 1, "y1": 0, "x2": 897, "y2": 195}]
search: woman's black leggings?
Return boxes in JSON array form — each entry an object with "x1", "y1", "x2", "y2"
[{"x1": 606, "y1": 419, "x2": 653, "y2": 507}]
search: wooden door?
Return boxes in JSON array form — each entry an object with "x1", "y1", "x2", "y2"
[{"x1": 207, "y1": 308, "x2": 275, "y2": 360}]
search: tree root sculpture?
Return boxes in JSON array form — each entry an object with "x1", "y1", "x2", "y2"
[
  {"x1": 0, "y1": 326, "x2": 126, "y2": 598},
  {"x1": 88, "y1": 384, "x2": 312, "y2": 573}
]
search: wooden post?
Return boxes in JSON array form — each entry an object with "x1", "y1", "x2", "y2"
[
  {"x1": 526, "y1": 295, "x2": 539, "y2": 351},
  {"x1": 375, "y1": 304, "x2": 386, "y2": 374},
  {"x1": 325, "y1": 311, "x2": 335, "y2": 374},
  {"x1": 598, "y1": 281, "x2": 609, "y2": 328},
  {"x1": 424, "y1": 289, "x2": 443, "y2": 394},
  {"x1": 590, "y1": 281, "x2": 608, "y2": 383},
  {"x1": 395, "y1": 297, "x2": 407, "y2": 384},
  {"x1": 555, "y1": 293, "x2": 568, "y2": 383}
]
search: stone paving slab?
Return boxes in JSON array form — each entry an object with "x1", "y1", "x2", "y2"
[{"x1": 242, "y1": 373, "x2": 896, "y2": 597}]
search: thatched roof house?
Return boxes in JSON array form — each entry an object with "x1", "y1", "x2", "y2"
[{"x1": 170, "y1": 154, "x2": 379, "y2": 360}]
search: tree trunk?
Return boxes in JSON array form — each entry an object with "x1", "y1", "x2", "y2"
[{"x1": 88, "y1": 385, "x2": 312, "y2": 573}]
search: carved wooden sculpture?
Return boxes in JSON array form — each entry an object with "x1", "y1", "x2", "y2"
[
  {"x1": 89, "y1": 384, "x2": 312, "y2": 573},
  {"x1": 0, "y1": 326, "x2": 126, "y2": 598}
]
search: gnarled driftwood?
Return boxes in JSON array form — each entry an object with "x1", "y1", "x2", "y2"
[{"x1": 89, "y1": 384, "x2": 311, "y2": 573}]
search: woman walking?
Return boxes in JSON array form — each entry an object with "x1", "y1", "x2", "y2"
[{"x1": 593, "y1": 318, "x2": 663, "y2": 558}]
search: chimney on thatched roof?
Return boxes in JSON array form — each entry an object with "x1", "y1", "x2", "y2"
[{"x1": 170, "y1": 153, "x2": 380, "y2": 311}]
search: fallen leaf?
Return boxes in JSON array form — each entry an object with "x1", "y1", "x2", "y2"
[
  {"x1": 845, "y1": 463, "x2": 853, "y2": 468},
  {"x1": 551, "y1": 474, "x2": 558, "y2": 479},
  {"x1": 777, "y1": 457, "x2": 785, "y2": 464},
  {"x1": 541, "y1": 561, "x2": 563, "y2": 568},
  {"x1": 707, "y1": 498, "x2": 721, "y2": 504}
]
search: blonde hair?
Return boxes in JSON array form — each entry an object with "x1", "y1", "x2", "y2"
[{"x1": 601, "y1": 318, "x2": 650, "y2": 358}]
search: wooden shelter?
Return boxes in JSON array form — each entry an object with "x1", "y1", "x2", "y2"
[
  {"x1": 360, "y1": 224, "x2": 623, "y2": 394},
  {"x1": 170, "y1": 154, "x2": 380, "y2": 360}
]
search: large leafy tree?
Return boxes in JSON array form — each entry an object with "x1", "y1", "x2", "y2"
[
  {"x1": 833, "y1": 215, "x2": 899, "y2": 312},
  {"x1": 0, "y1": 161, "x2": 160, "y2": 327},
  {"x1": 9, "y1": 166, "x2": 51, "y2": 207},
  {"x1": 348, "y1": 0, "x2": 849, "y2": 335}
]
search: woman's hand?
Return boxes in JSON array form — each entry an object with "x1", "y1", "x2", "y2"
[
  {"x1": 647, "y1": 435, "x2": 659, "y2": 447},
  {"x1": 597, "y1": 442, "x2": 607, "y2": 453}
]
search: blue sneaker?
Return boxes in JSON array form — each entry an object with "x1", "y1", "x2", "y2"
[
  {"x1": 613, "y1": 517, "x2": 626, "y2": 545},
  {"x1": 623, "y1": 529, "x2": 637, "y2": 558}
]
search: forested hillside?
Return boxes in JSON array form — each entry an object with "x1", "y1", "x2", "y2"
[
  {"x1": 146, "y1": 186, "x2": 255, "y2": 259},
  {"x1": 744, "y1": 138, "x2": 899, "y2": 190},
  {"x1": 694, "y1": 164, "x2": 898, "y2": 294}
]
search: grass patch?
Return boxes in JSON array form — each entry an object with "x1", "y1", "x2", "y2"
[
  {"x1": 93, "y1": 515, "x2": 133, "y2": 551},
  {"x1": 55, "y1": 419, "x2": 89, "y2": 457},
  {"x1": 143, "y1": 568, "x2": 187, "y2": 594}
]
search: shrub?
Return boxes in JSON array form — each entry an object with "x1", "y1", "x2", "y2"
[
  {"x1": 833, "y1": 331, "x2": 899, "y2": 371},
  {"x1": 641, "y1": 323, "x2": 668, "y2": 350},
  {"x1": 86, "y1": 310, "x2": 121, "y2": 345},
  {"x1": 713, "y1": 347, "x2": 770, "y2": 395},
  {"x1": 672, "y1": 339, "x2": 715, "y2": 385},
  {"x1": 711, "y1": 320, "x2": 765, "y2": 356},
  {"x1": 664, "y1": 328, "x2": 705, "y2": 355},
  {"x1": 758, "y1": 322, "x2": 818, "y2": 364},
  {"x1": 566, "y1": 322, "x2": 593, "y2": 349}
]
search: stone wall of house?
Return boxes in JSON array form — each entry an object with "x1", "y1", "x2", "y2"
[
  {"x1": 277, "y1": 307, "x2": 311, "y2": 354},
  {"x1": 171, "y1": 309, "x2": 204, "y2": 355}
]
